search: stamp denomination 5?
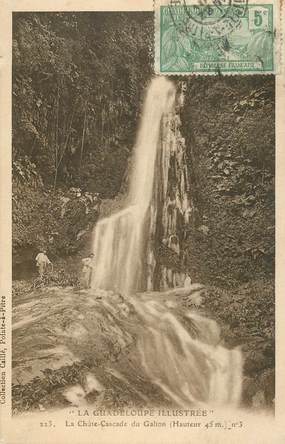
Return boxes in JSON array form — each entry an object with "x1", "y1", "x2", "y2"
[{"x1": 155, "y1": 0, "x2": 279, "y2": 74}]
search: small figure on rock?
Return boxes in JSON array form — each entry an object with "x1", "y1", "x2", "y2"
[
  {"x1": 184, "y1": 273, "x2": 192, "y2": 288},
  {"x1": 81, "y1": 253, "x2": 94, "y2": 289},
  {"x1": 35, "y1": 249, "x2": 52, "y2": 278}
]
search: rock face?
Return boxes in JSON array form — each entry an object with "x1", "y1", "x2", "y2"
[
  {"x1": 13, "y1": 288, "x2": 134, "y2": 386},
  {"x1": 12, "y1": 285, "x2": 242, "y2": 413},
  {"x1": 148, "y1": 85, "x2": 195, "y2": 291}
]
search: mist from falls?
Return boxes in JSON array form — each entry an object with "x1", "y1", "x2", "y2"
[{"x1": 91, "y1": 77, "x2": 243, "y2": 408}]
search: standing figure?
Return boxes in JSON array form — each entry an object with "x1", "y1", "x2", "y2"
[
  {"x1": 184, "y1": 273, "x2": 192, "y2": 288},
  {"x1": 81, "y1": 253, "x2": 94, "y2": 289},
  {"x1": 35, "y1": 250, "x2": 52, "y2": 278}
]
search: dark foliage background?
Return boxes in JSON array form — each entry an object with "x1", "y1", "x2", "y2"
[
  {"x1": 13, "y1": 12, "x2": 154, "y2": 195},
  {"x1": 180, "y1": 76, "x2": 275, "y2": 289}
]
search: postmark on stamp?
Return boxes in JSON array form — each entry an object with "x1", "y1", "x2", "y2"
[{"x1": 155, "y1": 0, "x2": 276, "y2": 74}]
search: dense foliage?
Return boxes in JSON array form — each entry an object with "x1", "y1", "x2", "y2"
[
  {"x1": 12, "y1": 12, "x2": 153, "y2": 266},
  {"x1": 13, "y1": 158, "x2": 100, "y2": 271},
  {"x1": 13, "y1": 12, "x2": 153, "y2": 196},
  {"x1": 180, "y1": 76, "x2": 275, "y2": 288}
]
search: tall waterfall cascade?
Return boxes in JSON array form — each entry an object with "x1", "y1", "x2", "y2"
[
  {"x1": 92, "y1": 78, "x2": 192, "y2": 294},
  {"x1": 91, "y1": 77, "x2": 243, "y2": 408}
]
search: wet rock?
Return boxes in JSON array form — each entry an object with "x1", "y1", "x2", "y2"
[
  {"x1": 12, "y1": 286, "x2": 242, "y2": 413},
  {"x1": 12, "y1": 288, "x2": 135, "y2": 384}
]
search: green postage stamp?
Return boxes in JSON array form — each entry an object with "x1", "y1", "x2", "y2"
[{"x1": 155, "y1": 0, "x2": 278, "y2": 74}]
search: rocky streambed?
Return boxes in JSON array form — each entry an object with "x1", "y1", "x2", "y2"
[{"x1": 12, "y1": 283, "x2": 274, "y2": 414}]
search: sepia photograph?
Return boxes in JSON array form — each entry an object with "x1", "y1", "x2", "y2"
[{"x1": 0, "y1": 0, "x2": 284, "y2": 442}]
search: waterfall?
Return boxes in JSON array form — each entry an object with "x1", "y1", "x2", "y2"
[
  {"x1": 90, "y1": 77, "x2": 243, "y2": 408},
  {"x1": 135, "y1": 297, "x2": 243, "y2": 407},
  {"x1": 91, "y1": 77, "x2": 176, "y2": 295}
]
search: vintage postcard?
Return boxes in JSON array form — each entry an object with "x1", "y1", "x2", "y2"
[{"x1": 0, "y1": 0, "x2": 285, "y2": 443}]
